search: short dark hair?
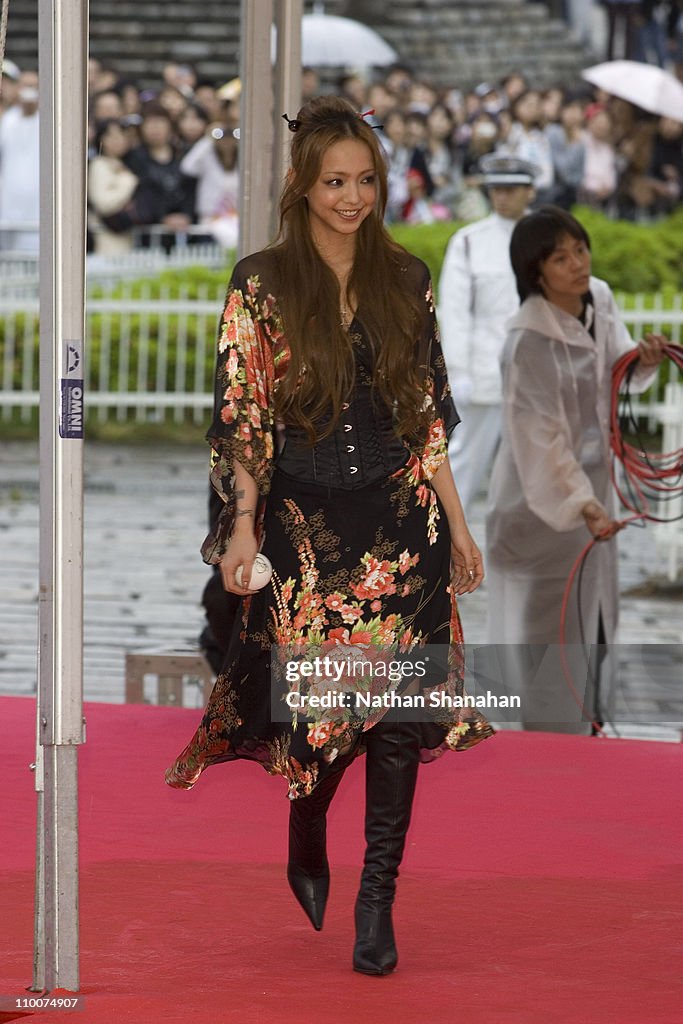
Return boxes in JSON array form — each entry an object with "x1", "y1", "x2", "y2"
[
  {"x1": 93, "y1": 117, "x2": 122, "y2": 152},
  {"x1": 140, "y1": 101, "x2": 173, "y2": 123},
  {"x1": 180, "y1": 102, "x2": 209, "y2": 124},
  {"x1": 510, "y1": 206, "x2": 591, "y2": 302}
]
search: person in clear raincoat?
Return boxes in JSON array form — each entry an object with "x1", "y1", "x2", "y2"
[{"x1": 485, "y1": 207, "x2": 665, "y2": 733}]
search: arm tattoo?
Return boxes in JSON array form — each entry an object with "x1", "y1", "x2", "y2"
[{"x1": 234, "y1": 489, "x2": 246, "y2": 499}]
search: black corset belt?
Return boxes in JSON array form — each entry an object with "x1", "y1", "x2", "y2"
[{"x1": 275, "y1": 399, "x2": 409, "y2": 490}]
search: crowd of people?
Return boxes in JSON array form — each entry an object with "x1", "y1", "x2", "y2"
[
  {"x1": 357, "y1": 67, "x2": 681, "y2": 224},
  {"x1": 601, "y1": 0, "x2": 682, "y2": 64},
  {"x1": 1, "y1": 54, "x2": 682, "y2": 254},
  {"x1": 0, "y1": 57, "x2": 242, "y2": 254}
]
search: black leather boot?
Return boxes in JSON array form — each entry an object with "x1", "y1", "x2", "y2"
[
  {"x1": 287, "y1": 766, "x2": 346, "y2": 931},
  {"x1": 353, "y1": 721, "x2": 420, "y2": 976}
]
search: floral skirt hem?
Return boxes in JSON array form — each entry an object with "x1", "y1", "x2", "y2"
[
  {"x1": 165, "y1": 712, "x2": 494, "y2": 799},
  {"x1": 166, "y1": 467, "x2": 493, "y2": 800}
]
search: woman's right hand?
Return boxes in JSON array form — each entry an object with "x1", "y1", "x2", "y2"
[
  {"x1": 582, "y1": 501, "x2": 622, "y2": 541},
  {"x1": 219, "y1": 524, "x2": 259, "y2": 594},
  {"x1": 450, "y1": 525, "x2": 485, "y2": 595}
]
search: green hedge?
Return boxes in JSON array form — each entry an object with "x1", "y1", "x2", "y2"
[
  {"x1": 90, "y1": 264, "x2": 231, "y2": 301},
  {"x1": 1, "y1": 209, "x2": 680, "y2": 427},
  {"x1": 392, "y1": 207, "x2": 683, "y2": 295},
  {"x1": 90, "y1": 207, "x2": 683, "y2": 298}
]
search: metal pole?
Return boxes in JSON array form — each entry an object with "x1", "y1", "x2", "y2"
[
  {"x1": 35, "y1": 0, "x2": 89, "y2": 992},
  {"x1": 272, "y1": 0, "x2": 303, "y2": 239},
  {"x1": 238, "y1": 0, "x2": 274, "y2": 257},
  {"x1": 31, "y1": 702, "x2": 45, "y2": 991}
]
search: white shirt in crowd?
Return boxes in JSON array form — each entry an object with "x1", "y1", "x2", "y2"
[
  {"x1": 0, "y1": 105, "x2": 40, "y2": 252},
  {"x1": 500, "y1": 124, "x2": 554, "y2": 192},
  {"x1": 582, "y1": 135, "x2": 618, "y2": 197},
  {"x1": 180, "y1": 136, "x2": 239, "y2": 248}
]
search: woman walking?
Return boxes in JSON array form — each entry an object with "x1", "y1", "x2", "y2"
[
  {"x1": 486, "y1": 207, "x2": 664, "y2": 733},
  {"x1": 166, "y1": 96, "x2": 492, "y2": 975}
]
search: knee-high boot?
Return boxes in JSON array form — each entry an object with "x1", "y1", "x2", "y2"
[
  {"x1": 353, "y1": 721, "x2": 420, "y2": 976},
  {"x1": 287, "y1": 766, "x2": 346, "y2": 931}
]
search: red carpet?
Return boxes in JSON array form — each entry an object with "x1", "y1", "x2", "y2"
[{"x1": 1, "y1": 696, "x2": 681, "y2": 1024}]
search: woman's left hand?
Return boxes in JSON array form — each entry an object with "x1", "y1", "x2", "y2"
[
  {"x1": 637, "y1": 333, "x2": 667, "y2": 366},
  {"x1": 450, "y1": 527, "x2": 484, "y2": 595}
]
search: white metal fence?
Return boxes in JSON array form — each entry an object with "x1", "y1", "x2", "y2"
[
  {"x1": 2, "y1": 277, "x2": 682, "y2": 576},
  {"x1": 1, "y1": 279, "x2": 227, "y2": 425},
  {"x1": 2, "y1": 280, "x2": 681, "y2": 421},
  {"x1": 0, "y1": 239, "x2": 228, "y2": 298}
]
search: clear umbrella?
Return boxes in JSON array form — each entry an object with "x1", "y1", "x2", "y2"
[
  {"x1": 271, "y1": 10, "x2": 398, "y2": 69},
  {"x1": 301, "y1": 12, "x2": 397, "y2": 67},
  {"x1": 581, "y1": 61, "x2": 683, "y2": 122}
]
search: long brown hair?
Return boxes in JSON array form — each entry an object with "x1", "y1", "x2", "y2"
[{"x1": 270, "y1": 96, "x2": 427, "y2": 444}]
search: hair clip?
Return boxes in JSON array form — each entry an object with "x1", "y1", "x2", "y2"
[
  {"x1": 359, "y1": 109, "x2": 383, "y2": 130},
  {"x1": 282, "y1": 113, "x2": 300, "y2": 133}
]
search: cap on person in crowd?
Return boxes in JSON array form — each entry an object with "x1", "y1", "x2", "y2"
[
  {"x1": 478, "y1": 154, "x2": 538, "y2": 187},
  {"x1": 474, "y1": 82, "x2": 498, "y2": 102},
  {"x1": 474, "y1": 82, "x2": 504, "y2": 115},
  {"x1": 2, "y1": 59, "x2": 21, "y2": 81}
]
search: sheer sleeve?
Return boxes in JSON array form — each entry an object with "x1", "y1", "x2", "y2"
[
  {"x1": 201, "y1": 258, "x2": 279, "y2": 564},
  {"x1": 414, "y1": 263, "x2": 460, "y2": 480},
  {"x1": 602, "y1": 283, "x2": 657, "y2": 393},
  {"x1": 505, "y1": 331, "x2": 599, "y2": 532}
]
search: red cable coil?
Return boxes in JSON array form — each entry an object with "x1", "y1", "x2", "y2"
[
  {"x1": 610, "y1": 344, "x2": 683, "y2": 515},
  {"x1": 559, "y1": 344, "x2": 683, "y2": 735}
]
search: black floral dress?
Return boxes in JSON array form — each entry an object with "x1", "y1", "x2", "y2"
[{"x1": 165, "y1": 250, "x2": 493, "y2": 799}]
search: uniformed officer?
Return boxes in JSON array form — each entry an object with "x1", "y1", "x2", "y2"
[{"x1": 438, "y1": 155, "x2": 537, "y2": 512}]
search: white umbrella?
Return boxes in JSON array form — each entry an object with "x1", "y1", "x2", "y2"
[
  {"x1": 581, "y1": 61, "x2": 683, "y2": 122},
  {"x1": 300, "y1": 13, "x2": 398, "y2": 68}
]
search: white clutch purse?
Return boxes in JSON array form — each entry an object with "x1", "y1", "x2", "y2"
[{"x1": 235, "y1": 553, "x2": 273, "y2": 590}]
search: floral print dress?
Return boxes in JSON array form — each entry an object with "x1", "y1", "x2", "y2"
[{"x1": 166, "y1": 250, "x2": 493, "y2": 799}]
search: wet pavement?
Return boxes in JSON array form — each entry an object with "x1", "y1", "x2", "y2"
[{"x1": 1, "y1": 441, "x2": 681, "y2": 737}]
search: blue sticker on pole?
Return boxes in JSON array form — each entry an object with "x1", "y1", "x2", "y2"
[
  {"x1": 59, "y1": 379, "x2": 85, "y2": 438},
  {"x1": 59, "y1": 340, "x2": 84, "y2": 438}
]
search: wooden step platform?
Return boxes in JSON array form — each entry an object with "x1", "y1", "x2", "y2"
[{"x1": 125, "y1": 646, "x2": 214, "y2": 707}]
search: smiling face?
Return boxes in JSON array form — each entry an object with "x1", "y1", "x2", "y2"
[
  {"x1": 538, "y1": 232, "x2": 592, "y2": 310},
  {"x1": 305, "y1": 138, "x2": 377, "y2": 249}
]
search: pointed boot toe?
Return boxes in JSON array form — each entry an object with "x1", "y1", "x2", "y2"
[
  {"x1": 286, "y1": 768, "x2": 346, "y2": 932},
  {"x1": 287, "y1": 863, "x2": 330, "y2": 931},
  {"x1": 352, "y1": 903, "x2": 398, "y2": 975}
]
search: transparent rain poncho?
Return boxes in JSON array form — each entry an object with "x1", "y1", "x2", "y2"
[{"x1": 484, "y1": 278, "x2": 654, "y2": 732}]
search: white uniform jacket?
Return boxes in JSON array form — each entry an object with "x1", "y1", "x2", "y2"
[{"x1": 438, "y1": 213, "x2": 519, "y2": 406}]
